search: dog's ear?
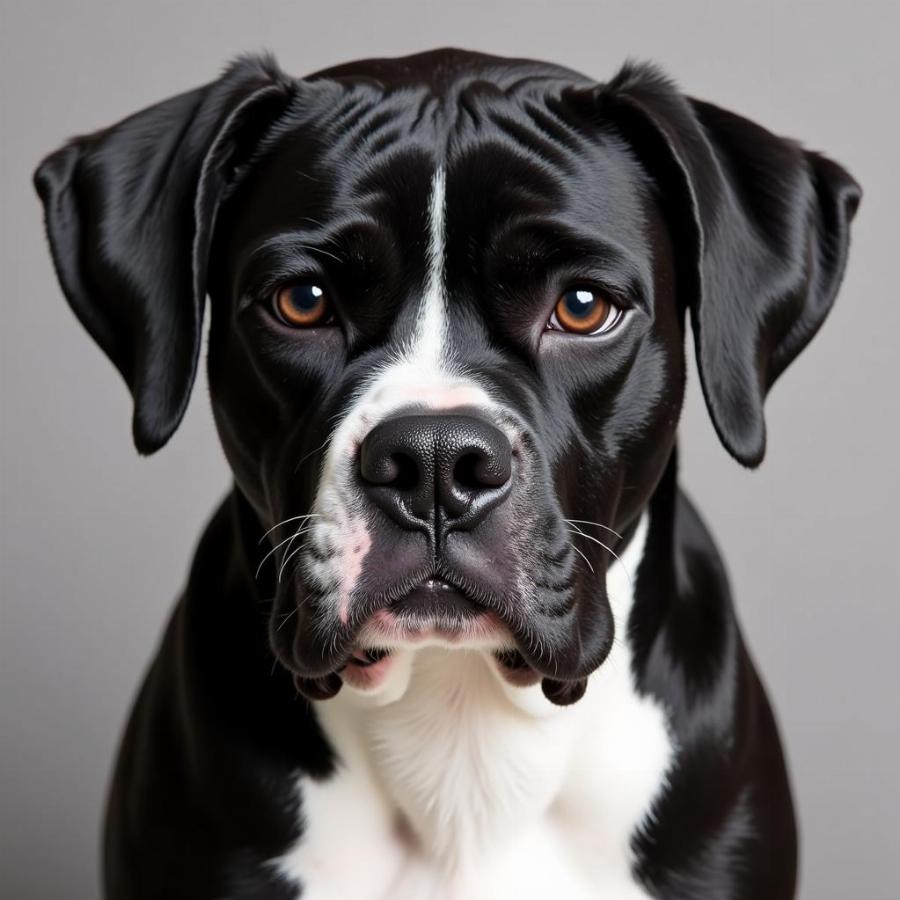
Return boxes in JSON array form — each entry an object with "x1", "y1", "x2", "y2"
[
  {"x1": 589, "y1": 64, "x2": 861, "y2": 467},
  {"x1": 34, "y1": 54, "x2": 295, "y2": 454}
]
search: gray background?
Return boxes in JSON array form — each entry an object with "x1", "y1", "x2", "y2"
[{"x1": 2, "y1": 1, "x2": 898, "y2": 897}]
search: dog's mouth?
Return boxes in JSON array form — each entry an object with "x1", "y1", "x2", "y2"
[
  {"x1": 358, "y1": 576, "x2": 506, "y2": 643},
  {"x1": 290, "y1": 576, "x2": 544, "y2": 698},
  {"x1": 347, "y1": 646, "x2": 393, "y2": 667},
  {"x1": 339, "y1": 643, "x2": 539, "y2": 692},
  {"x1": 389, "y1": 576, "x2": 483, "y2": 620},
  {"x1": 277, "y1": 527, "x2": 611, "y2": 707}
]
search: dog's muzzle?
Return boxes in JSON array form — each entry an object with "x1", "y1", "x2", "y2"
[{"x1": 272, "y1": 409, "x2": 607, "y2": 706}]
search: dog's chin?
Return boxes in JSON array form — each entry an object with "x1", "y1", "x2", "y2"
[{"x1": 269, "y1": 576, "x2": 612, "y2": 706}]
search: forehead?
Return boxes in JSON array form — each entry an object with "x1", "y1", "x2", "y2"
[{"x1": 223, "y1": 51, "x2": 655, "y2": 298}]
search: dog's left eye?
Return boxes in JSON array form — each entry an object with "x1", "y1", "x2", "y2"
[
  {"x1": 272, "y1": 282, "x2": 333, "y2": 327},
  {"x1": 548, "y1": 287, "x2": 623, "y2": 335}
]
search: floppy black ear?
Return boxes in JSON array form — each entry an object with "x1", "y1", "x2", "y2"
[
  {"x1": 34, "y1": 54, "x2": 295, "y2": 453},
  {"x1": 597, "y1": 64, "x2": 861, "y2": 467}
]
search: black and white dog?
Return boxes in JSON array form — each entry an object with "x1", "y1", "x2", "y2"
[{"x1": 35, "y1": 49, "x2": 859, "y2": 900}]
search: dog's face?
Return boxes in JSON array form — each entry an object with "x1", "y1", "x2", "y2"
[
  {"x1": 209, "y1": 57, "x2": 684, "y2": 703},
  {"x1": 35, "y1": 50, "x2": 859, "y2": 704}
]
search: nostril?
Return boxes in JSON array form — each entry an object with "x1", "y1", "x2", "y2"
[
  {"x1": 452, "y1": 452, "x2": 483, "y2": 491},
  {"x1": 453, "y1": 450, "x2": 509, "y2": 490},
  {"x1": 390, "y1": 453, "x2": 419, "y2": 491},
  {"x1": 359, "y1": 446, "x2": 419, "y2": 489},
  {"x1": 359, "y1": 452, "x2": 397, "y2": 486},
  {"x1": 453, "y1": 453, "x2": 481, "y2": 490}
]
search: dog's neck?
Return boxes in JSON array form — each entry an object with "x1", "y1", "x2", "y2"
[{"x1": 302, "y1": 513, "x2": 673, "y2": 884}]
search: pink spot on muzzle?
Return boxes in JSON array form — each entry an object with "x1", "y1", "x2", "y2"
[{"x1": 337, "y1": 519, "x2": 371, "y2": 624}]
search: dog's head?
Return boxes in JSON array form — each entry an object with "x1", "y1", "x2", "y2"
[{"x1": 35, "y1": 50, "x2": 859, "y2": 705}]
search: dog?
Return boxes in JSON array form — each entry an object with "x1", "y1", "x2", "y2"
[{"x1": 35, "y1": 48, "x2": 859, "y2": 900}]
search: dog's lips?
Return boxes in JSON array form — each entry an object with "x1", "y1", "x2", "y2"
[
  {"x1": 340, "y1": 646, "x2": 395, "y2": 691},
  {"x1": 349, "y1": 646, "x2": 392, "y2": 667},
  {"x1": 389, "y1": 577, "x2": 484, "y2": 620},
  {"x1": 314, "y1": 578, "x2": 514, "y2": 695},
  {"x1": 492, "y1": 648, "x2": 542, "y2": 687},
  {"x1": 284, "y1": 574, "x2": 597, "y2": 705},
  {"x1": 359, "y1": 584, "x2": 508, "y2": 645},
  {"x1": 335, "y1": 594, "x2": 543, "y2": 694},
  {"x1": 337, "y1": 582, "x2": 557, "y2": 693}
]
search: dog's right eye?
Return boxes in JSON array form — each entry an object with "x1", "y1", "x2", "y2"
[
  {"x1": 272, "y1": 282, "x2": 333, "y2": 328},
  {"x1": 547, "y1": 287, "x2": 623, "y2": 336}
]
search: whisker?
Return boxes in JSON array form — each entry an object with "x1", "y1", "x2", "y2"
[
  {"x1": 256, "y1": 525, "x2": 315, "y2": 580},
  {"x1": 293, "y1": 439, "x2": 332, "y2": 474},
  {"x1": 570, "y1": 544, "x2": 595, "y2": 574},
  {"x1": 563, "y1": 518, "x2": 623, "y2": 540},
  {"x1": 278, "y1": 529, "x2": 314, "y2": 582},
  {"x1": 566, "y1": 524, "x2": 632, "y2": 587},
  {"x1": 276, "y1": 607, "x2": 299, "y2": 632},
  {"x1": 256, "y1": 533, "x2": 301, "y2": 579},
  {"x1": 258, "y1": 514, "x2": 323, "y2": 544}
]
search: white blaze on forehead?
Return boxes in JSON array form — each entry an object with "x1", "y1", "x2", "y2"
[
  {"x1": 301, "y1": 165, "x2": 498, "y2": 619},
  {"x1": 412, "y1": 166, "x2": 449, "y2": 371}
]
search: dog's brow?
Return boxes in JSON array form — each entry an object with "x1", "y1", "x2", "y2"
[
  {"x1": 490, "y1": 222, "x2": 653, "y2": 312},
  {"x1": 231, "y1": 233, "x2": 350, "y2": 306}
]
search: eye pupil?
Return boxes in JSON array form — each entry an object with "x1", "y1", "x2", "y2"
[
  {"x1": 274, "y1": 282, "x2": 330, "y2": 327},
  {"x1": 291, "y1": 284, "x2": 323, "y2": 309},
  {"x1": 565, "y1": 289, "x2": 597, "y2": 319}
]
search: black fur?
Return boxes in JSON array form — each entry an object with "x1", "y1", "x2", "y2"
[{"x1": 35, "y1": 48, "x2": 859, "y2": 899}]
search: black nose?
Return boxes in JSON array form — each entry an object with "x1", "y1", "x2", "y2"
[{"x1": 359, "y1": 413, "x2": 513, "y2": 535}]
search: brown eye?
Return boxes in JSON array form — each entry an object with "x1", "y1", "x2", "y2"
[
  {"x1": 273, "y1": 282, "x2": 331, "y2": 327},
  {"x1": 549, "y1": 287, "x2": 622, "y2": 335}
]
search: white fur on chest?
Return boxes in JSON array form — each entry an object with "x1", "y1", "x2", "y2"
[{"x1": 273, "y1": 517, "x2": 673, "y2": 899}]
